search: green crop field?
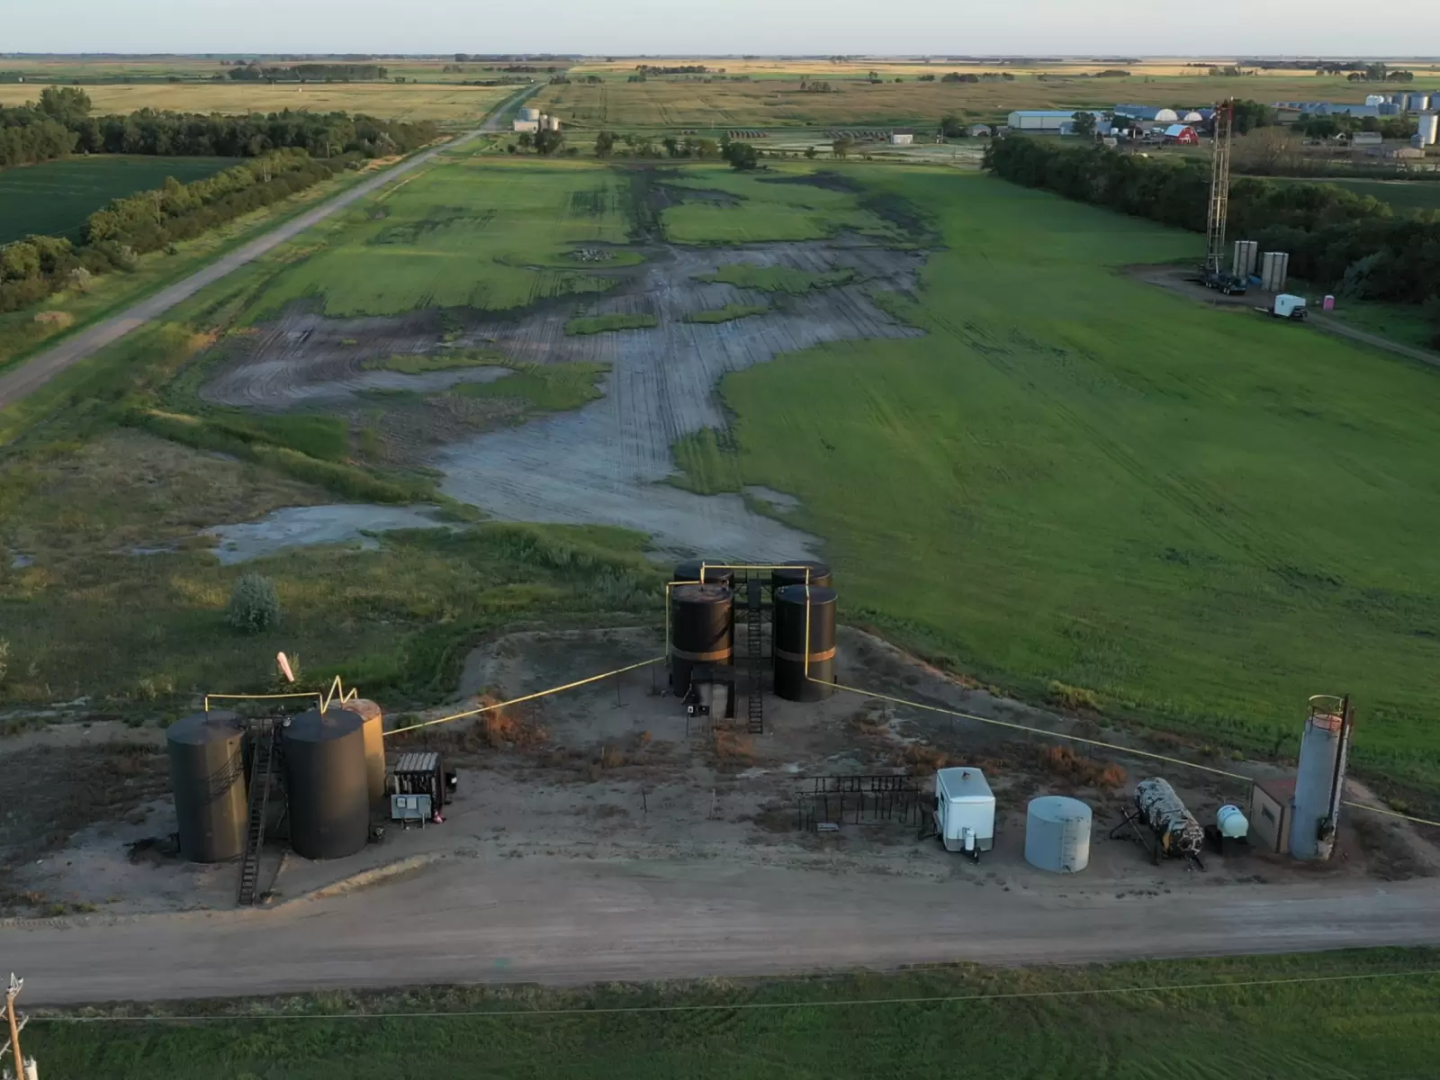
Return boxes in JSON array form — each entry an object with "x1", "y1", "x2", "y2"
[
  {"x1": 662, "y1": 170, "x2": 901, "y2": 243},
  {"x1": 1280, "y1": 178, "x2": 1440, "y2": 215},
  {"x1": 24, "y1": 950, "x2": 1440, "y2": 1078},
  {"x1": 0, "y1": 155, "x2": 230, "y2": 243}
]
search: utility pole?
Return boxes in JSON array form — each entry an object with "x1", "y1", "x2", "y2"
[{"x1": 3, "y1": 974, "x2": 29, "y2": 1080}]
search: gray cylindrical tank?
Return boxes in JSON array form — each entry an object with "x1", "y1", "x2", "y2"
[
  {"x1": 673, "y1": 559, "x2": 735, "y2": 587},
  {"x1": 671, "y1": 584, "x2": 733, "y2": 695},
  {"x1": 771, "y1": 560, "x2": 832, "y2": 591},
  {"x1": 773, "y1": 584, "x2": 836, "y2": 701},
  {"x1": 1290, "y1": 707, "x2": 1342, "y2": 860},
  {"x1": 284, "y1": 708, "x2": 370, "y2": 860},
  {"x1": 1418, "y1": 112, "x2": 1439, "y2": 147},
  {"x1": 519, "y1": 107, "x2": 540, "y2": 121},
  {"x1": 167, "y1": 710, "x2": 248, "y2": 863},
  {"x1": 346, "y1": 698, "x2": 386, "y2": 803},
  {"x1": 1024, "y1": 796, "x2": 1092, "y2": 873}
]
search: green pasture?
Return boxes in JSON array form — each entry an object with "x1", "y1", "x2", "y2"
[
  {"x1": 662, "y1": 167, "x2": 902, "y2": 243},
  {"x1": 686, "y1": 302, "x2": 770, "y2": 324},
  {"x1": 0, "y1": 155, "x2": 230, "y2": 244},
  {"x1": 246, "y1": 158, "x2": 630, "y2": 319},
  {"x1": 1276, "y1": 177, "x2": 1440, "y2": 216},
  {"x1": 566, "y1": 312, "x2": 658, "y2": 335},
  {"x1": 25, "y1": 950, "x2": 1440, "y2": 1079},
  {"x1": 697, "y1": 264, "x2": 856, "y2": 294},
  {"x1": 675, "y1": 164, "x2": 1440, "y2": 783}
]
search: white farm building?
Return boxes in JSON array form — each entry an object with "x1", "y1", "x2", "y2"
[
  {"x1": 1006, "y1": 110, "x2": 1083, "y2": 132},
  {"x1": 889, "y1": 129, "x2": 915, "y2": 146}
]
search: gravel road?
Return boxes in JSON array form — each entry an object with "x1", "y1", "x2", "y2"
[
  {"x1": 0, "y1": 87, "x2": 532, "y2": 416},
  {"x1": 3, "y1": 858, "x2": 1437, "y2": 1005}
]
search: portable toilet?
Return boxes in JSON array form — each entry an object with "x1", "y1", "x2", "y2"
[{"x1": 934, "y1": 767, "x2": 995, "y2": 860}]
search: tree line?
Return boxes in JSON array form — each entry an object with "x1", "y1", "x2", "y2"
[
  {"x1": 0, "y1": 87, "x2": 438, "y2": 169},
  {"x1": 0, "y1": 150, "x2": 345, "y2": 314},
  {"x1": 227, "y1": 63, "x2": 388, "y2": 82},
  {"x1": 986, "y1": 135, "x2": 1440, "y2": 338}
]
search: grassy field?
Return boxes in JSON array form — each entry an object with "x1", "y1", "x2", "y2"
[
  {"x1": 245, "y1": 155, "x2": 630, "y2": 319},
  {"x1": 24, "y1": 950, "x2": 1440, "y2": 1078},
  {"x1": 687, "y1": 302, "x2": 770, "y2": 324},
  {"x1": 1277, "y1": 177, "x2": 1440, "y2": 215},
  {"x1": 13, "y1": 81, "x2": 512, "y2": 126},
  {"x1": 0, "y1": 155, "x2": 230, "y2": 244},
  {"x1": 664, "y1": 163, "x2": 1440, "y2": 786},
  {"x1": 662, "y1": 169, "x2": 902, "y2": 243}
]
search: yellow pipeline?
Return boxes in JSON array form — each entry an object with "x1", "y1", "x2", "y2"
[{"x1": 205, "y1": 675, "x2": 359, "y2": 715}]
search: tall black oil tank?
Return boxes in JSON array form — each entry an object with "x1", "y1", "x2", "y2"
[
  {"x1": 283, "y1": 708, "x2": 370, "y2": 860},
  {"x1": 671, "y1": 583, "x2": 734, "y2": 695},
  {"x1": 773, "y1": 584, "x2": 837, "y2": 701},
  {"x1": 167, "y1": 710, "x2": 248, "y2": 863},
  {"x1": 771, "y1": 560, "x2": 832, "y2": 591},
  {"x1": 673, "y1": 559, "x2": 735, "y2": 587}
]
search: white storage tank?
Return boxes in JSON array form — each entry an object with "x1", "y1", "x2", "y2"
[
  {"x1": 934, "y1": 767, "x2": 994, "y2": 858},
  {"x1": 518, "y1": 107, "x2": 540, "y2": 122},
  {"x1": 1217, "y1": 804, "x2": 1249, "y2": 839},
  {"x1": 1024, "y1": 796, "x2": 1092, "y2": 873},
  {"x1": 1418, "y1": 112, "x2": 1438, "y2": 147}
]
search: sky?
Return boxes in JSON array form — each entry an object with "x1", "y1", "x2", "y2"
[{"x1": 1, "y1": 0, "x2": 1434, "y2": 57}]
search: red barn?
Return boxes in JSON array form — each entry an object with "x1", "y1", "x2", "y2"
[{"x1": 1162, "y1": 124, "x2": 1200, "y2": 145}]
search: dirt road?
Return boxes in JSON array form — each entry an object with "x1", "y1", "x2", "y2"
[
  {"x1": 3, "y1": 858, "x2": 1437, "y2": 1005},
  {"x1": 0, "y1": 87, "x2": 532, "y2": 415}
]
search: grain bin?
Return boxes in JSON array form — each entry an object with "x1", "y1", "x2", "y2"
[
  {"x1": 1418, "y1": 111, "x2": 1438, "y2": 146},
  {"x1": 673, "y1": 559, "x2": 735, "y2": 587},
  {"x1": 283, "y1": 708, "x2": 370, "y2": 860},
  {"x1": 670, "y1": 584, "x2": 733, "y2": 696},
  {"x1": 773, "y1": 584, "x2": 836, "y2": 701},
  {"x1": 1289, "y1": 697, "x2": 1350, "y2": 861},
  {"x1": 518, "y1": 107, "x2": 540, "y2": 121},
  {"x1": 167, "y1": 710, "x2": 248, "y2": 863},
  {"x1": 1024, "y1": 796, "x2": 1092, "y2": 873},
  {"x1": 770, "y1": 560, "x2": 832, "y2": 591},
  {"x1": 346, "y1": 698, "x2": 387, "y2": 803}
]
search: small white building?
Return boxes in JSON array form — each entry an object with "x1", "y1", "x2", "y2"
[
  {"x1": 968, "y1": 124, "x2": 992, "y2": 138},
  {"x1": 889, "y1": 129, "x2": 915, "y2": 146},
  {"x1": 933, "y1": 767, "x2": 995, "y2": 858},
  {"x1": 1351, "y1": 130, "x2": 1383, "y2": 146},
  {"x1": 513, "y1": 119, "x2": 540, "y2": 133},
  {"x1": 1007, "y1": 109, "x2": 1082, "y2": 132}
]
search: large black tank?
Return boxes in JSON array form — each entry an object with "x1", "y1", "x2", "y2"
[
  {"x1": 671, "y1": 584, "x2": 734, "y2": 695},
  {"x1": 167, "y1": 710, "x2": 248, "y2": 863},
  {"x1": 771, "y1": 561, "x2": 833, "y2": 591},
  {"x1": 673, "y1": 559, "x2": 735, "y2": 587},
  {"x1": 773, "y1": 584, "x2": 837, "y2": 702},
  {"x1": 283, "y1": 708, "x2": 370, "y2": 860}
]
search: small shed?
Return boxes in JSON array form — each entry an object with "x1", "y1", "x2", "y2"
[
  {"x1": 889, "y1": 129, "x2": 915, "y2": 146},
  {"x1": 513, "y1": 119, "x2": 540, "y2": 134},
  {"x1": 1351, "y1": 131, "x2": 1383, "y2": 146},
  {"x1": 1162, "y1": 124, "x2": 1200, "y2": 145},
  {"x1": 1250, "y1": 776, "x2": 1295, "y2": 854},
  {"x1": 968, "y1": 124, "x2": 992, "y2": 138}
]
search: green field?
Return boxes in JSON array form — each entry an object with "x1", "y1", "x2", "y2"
[
  {"x1": 1276, "y1": 177, "x2": 1440, "y2": 216},
  {"x1": 24, "y1": 950, "x2": 1440, "y2": 1078},
  {"x1": 0, "y1": 155, "x2": 230, "y2": 243},
  {"x1": 662, "y1": 170, "x2": 902, "y2": 243}
]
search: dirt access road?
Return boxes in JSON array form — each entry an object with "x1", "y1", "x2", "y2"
[
  {"x1": 0, "y1": 87, "x2": 533, "y2": 416},
  {"x1": 4, "y1": 857, "x2": 1438, "y2": 1004}
]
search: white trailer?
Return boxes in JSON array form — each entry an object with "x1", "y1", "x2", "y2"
[
  {"x1": 934, "y1": 767, "x2": 995, "y2": 860},
  {"x1": 1263, "y1": 294, "x2": 1308, "y2": 320}
]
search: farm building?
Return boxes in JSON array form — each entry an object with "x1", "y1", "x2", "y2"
[
  {"x1": 1114, "y1": 104, "x2": 1179, "y2": 124},
  {"x1": 1006, "y1": 110, "x2": 1082, "y2": 132},
  {"x1": 1351, "y1": 130, "x2": 1383, "y2": 146},
  {"x1": 968, "y1": 124, "x2": 992, "y2": 138},
  {"x1": 889, "y1": 130, "x2": 914, "y2": 146},
  {"x1": 1162, "y1": 124, "x2": 1200, "y2": 145}
]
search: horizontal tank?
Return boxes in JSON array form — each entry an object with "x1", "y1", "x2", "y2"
[
  {"x1": 673, "y1": 559, "x2": 735, "y2": 587},
  {"x1": 770, "y1": 560, "x2": 832, "y2": 591},
  {"x1": 671, "y1": 584, "x2": 733, "y2": 697},
  {"x1": 1025, "y1": 795, "x2": 1092, "y2": 873},
  {"x1": 284, "y1": 708, "x2": 370, "y2": 860},
  {"x1": 167, "y1": 710, "x2": 248, "y2": 863},
  {"x1": 773, "y1": 583, "x2": 836, "y2": 701},
  {"x1": 1134, "y1": 778, "x2": 1204, "y2": 859}
]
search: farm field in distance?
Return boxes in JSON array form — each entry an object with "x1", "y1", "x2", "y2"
[{"x1": 0, "y1": 155, "x2": 230, "y2": 244}]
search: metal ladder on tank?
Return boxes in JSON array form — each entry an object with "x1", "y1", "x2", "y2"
[
  {"x1": 237, "y1": 723, "x2": 280, "y2": 907},
  {"x1": 747, "y1": 578, "x2": 764, "y2": 735}
]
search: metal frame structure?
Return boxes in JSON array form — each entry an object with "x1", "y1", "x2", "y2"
[{"x1": 1205, "y1": 99, "x2": 1234, "y2": 277}]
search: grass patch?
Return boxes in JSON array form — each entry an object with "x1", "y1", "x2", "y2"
[
  {"x1": 662, "y1": 165, "x2": 901, "y2": 244},
  {"x1": 565, "y1": 313, "x2": 658, "y2": 335},
  {"x1": 451, "y1": 362, "x2": 607, "y2": 412},
  {"x1": 697, "y1": 264, "x2": 856, "y2": 295},
  {"x1": 24, "y1": 950, "x2": 1440, "y2": 1078},
  {"x1": 360, "y1": 349, "x2": 506, "y2": 374},
  {"x1": 686, "y1": 303, "x2": 771, "y2": 324}
]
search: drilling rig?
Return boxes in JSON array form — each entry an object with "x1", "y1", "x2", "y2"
[{"x1": 1199, "y1": 99, "x2": 1247, "y2": 295}]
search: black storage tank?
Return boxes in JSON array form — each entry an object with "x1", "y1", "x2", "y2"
[
  {"x1": 773, "y1": 584, "x2": 837, "y2": 702},
  {"x1": 283, "y1": 708, "x2": 370, "y2": 860},
  {"x1": 673, "y1": 559, "x2": 735, "y2": 587},
  {"x1": 771, "y1": 560, "x2": 833, "y2": 591},
  {"x1": 167, "y1": 710, "x2": 248, "y2": 863},
  {"x1": 670, "y1": 583, "x2": 734, "y2": 695}
]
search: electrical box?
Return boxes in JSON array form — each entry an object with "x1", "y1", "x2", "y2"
[{"x1": 390, "y1": 793, "x2": 432, "y2": 825}]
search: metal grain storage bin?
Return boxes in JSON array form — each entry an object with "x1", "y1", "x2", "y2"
[
  {"x1": 1418, "y1": 111, "x2": 1439, "y2": 147},
  {"x1": 284, "y1": 708, "x2": 370, "y2": 860},
  {"x1": 773, "y1": 584, "x2": 836, "y2": 701},
  {"x1": 1290, "y1": 704, "x2": 1343, "y2": 860},
  {"x1": 346, "y1": 698, "x2": 386, "y2": 803},
  {"x1": 1024, "y1": 796, "x2": 1092, "y2": 873},
  {"x1": 770, "y1": 560, "x2": 832, "y2": 591},
  {"x1": 673, "y1": 559, "x2": 735, "y2": 587},
  {"x1": 167, "y1": 710, "x2": 248, "y2": 863},
  {"x1": 670, "y1": 584, "x2": 733, "y2": 696},
  {"x1": 518, "y1": 107, "x2": 540, "y2": 121}
]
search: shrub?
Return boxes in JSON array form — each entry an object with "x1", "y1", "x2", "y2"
[
  {"x1": 1048, "y1": 681, "x2": 1101, "y2": 712},
  {"x1": 226, "y1": 572, "x2": 281, "y2": 633}
]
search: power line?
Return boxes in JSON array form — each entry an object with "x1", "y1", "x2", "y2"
[{"x1": 26, "y1": 967, "x2": 1440, "y2": 1025}]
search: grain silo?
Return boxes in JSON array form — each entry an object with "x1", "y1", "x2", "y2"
[
  {"x1": 518, "y1": 107, "x2": 540, "y2": 122},
  {"x1": 1024, "y1": 796, "x2": 1092, "y2": 873},
  {"x1": 1418, "y1": 112, "x2": 1439, "y2": 147},
  {"x1": 772, "y1": 584, "x2": 836, "y2": 701},
  {"x1": 346, "y1": 698, "x2": 387, "y2": 803},
  {"x1": 167, "y1": 710, "x2": 248, "y2": 863},
  {"x1": 670, "y1": 584, "x2": 734, "y2": 696},
  {"x1": 1232, "y1": 239, "x2": 1258, "y2": 279},
  {"x1": 770, "y1": 560, "x2": 832, "y2": 591},
  {"x1": 673, "y1": 559, "x2": 735, "y2": 587},
  {"x1": 1261, "y1": 251, "x2": 1290, "y2": 293},
  {"x1": 283, "y1": 708, "x2": 370, "y2": 860},
  {"x1": 1289, "y1": 696, "x2": 1352, "y2": 861}
]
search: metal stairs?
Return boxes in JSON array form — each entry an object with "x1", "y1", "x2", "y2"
[
  {"x1": 237, "y1": 724, "x2": 279, "y2": 907},
  {"x1": 746, "y1": 578, "x2": 764, "y2": 735}
]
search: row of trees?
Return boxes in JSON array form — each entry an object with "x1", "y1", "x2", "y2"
[
  {"x1": 0, "y1": 150, "x2": 344, "y2": 313},
  {"x1": 227, "y1": 63, "x2": 388, "y2": 82},
  {"x1": 986, "y1": 136, "x2": 1440, "y2": 326},
  {"x1": 0, "y1": 105, "x2": 75, "y2": 168},
  {"x1": 592, "y1": 132, "x2": 722, "y2": 159}
]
